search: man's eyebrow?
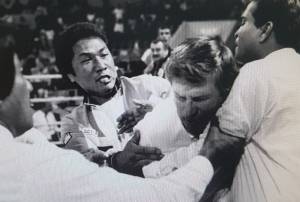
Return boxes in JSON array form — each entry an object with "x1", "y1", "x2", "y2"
[
  {"x1": 174, "y1": 92, "x2": 183, "y2": 97},
  {"x1": 98, "y1": 47, "x2": 107, "y2": 53},
  {"x1": 78, "y1": 47, "x2": 106, "y2": 57},
  {"x1": 192, "y1": 94, "x2": 209, "y2": 100},
  {"x1": 78, "y1": 52, "x2": 92, "y2": 57}
]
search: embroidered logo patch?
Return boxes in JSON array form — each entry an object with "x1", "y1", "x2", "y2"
[
  {"x1": 79, "y1": 127, "x2": 98, "y2": 136},
  {"x1": 63, "y1": 132, "x2": 72, "y2": 145}
]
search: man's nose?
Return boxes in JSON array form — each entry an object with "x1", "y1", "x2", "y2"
[
  {"x1": 94, "y1": 56, "x2": 107, "y2": 71},
  {"x1": 182, "y1": 103, "x2": 197, "y2": 119},
  {"x1": 234, "y1": 28, "x2": 240, "y2": 39}
]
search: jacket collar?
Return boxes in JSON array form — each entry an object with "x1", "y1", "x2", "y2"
[
  {"x1": 0, "y1": 124, "x2": 13, "y2": 140},
  {"x1": 83, "y1": 77, "x2": 122, "y2": 107}
]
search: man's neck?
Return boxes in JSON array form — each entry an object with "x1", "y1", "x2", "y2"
[
  {"x1": 260, "y1": 41, "x2": 285, "y2": 59},
  {"x1": 86, "y1": 86, "x2": 120, "y2": 106},
  {"x1": 88, "y1": 95, "x2": 112, "y2": 106},
  {"x1": 84, "y1": 78, "x2": 121, "y2": 106}
]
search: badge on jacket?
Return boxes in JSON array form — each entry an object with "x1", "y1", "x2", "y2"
[
  {"x1": 63, "y1": 132, "x2": 72, "y2": 145},
  {"x1": 79, "y1": 127, "x2": 98, "y2": 136}
]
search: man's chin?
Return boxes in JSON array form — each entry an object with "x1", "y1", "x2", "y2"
[
  {"x1": 98, "y1": 78, "x2": 116, "y2": 88},
  {"x1": 104, "y1": 81, "x2": 115, "y2": 90},
  {"x1": 235, "y1": 51, "x2": 252, "y2": 66},
  {"x1": 183, "y1": 124, "x2": 204, "y2": 138}
]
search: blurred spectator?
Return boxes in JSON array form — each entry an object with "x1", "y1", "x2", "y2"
[
  {"x1": 144, "y1": 38, "x2": 171, "y2": 77},
  {"x1": 178, "y1": 0, "x2": 188, "y2": 20},
  {"x1": 94, "y1": 17, "x2": 105, "y2": 32},
  {"x1": 141, "y1": 23, "x2": 172, "y2": 66},
  {"x1": 113, "y1": 18, "x2": 125, "y2": 49},
  {"x1": 127, "y1": 40, "x2": 146, "y2": 77},
  {"x1": 21, "y1": 53, "x2": 35, "y2": 75},
  {"x1": 32, "y1": 102, "x2": 59, "y2": 140},
  {"x1": 112, "y1": 3, "x2": 124, "y2": 21}
]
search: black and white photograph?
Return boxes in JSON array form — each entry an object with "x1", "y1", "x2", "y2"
[{"x1": 0, "y1": 0, "x2": 300, "y2": 201}]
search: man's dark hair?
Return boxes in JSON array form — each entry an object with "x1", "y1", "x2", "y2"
[
  {"x1": 252, "y1": 0, "x2": 300, "y2": 49},
  {"x1": 0, "y1": 46, "x2": 15, "y2": 100},
  {"x1": 0, "y1": 22, "x2": 16, "y2": 100},
  {"x1": 158, "y1": 23, "x2": 172, "y2": 31},
  {"x1": 54, "y1": 22, "x2": 108, "y2": 77},
  {"x1": 165, "y1": 36, "x2": 238, "y2": 99}
]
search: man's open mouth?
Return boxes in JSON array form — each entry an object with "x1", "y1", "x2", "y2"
[{"x1": 96, "y1": 75, "x2": 111, "y2": 84}]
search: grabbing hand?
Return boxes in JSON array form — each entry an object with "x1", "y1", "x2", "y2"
[
  {"x1": 199, "y1": 118, "x2": 245, "y2": 170},
  {"x1": 111, "y1": 130, "x2": 163, "y2": 176},
  {"x1": 117, "y1": 99, "x2": 153, "y2": 134}
]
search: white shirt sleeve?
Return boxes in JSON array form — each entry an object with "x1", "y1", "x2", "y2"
[
  {"x1": 141, "y1": 48, "x2": 152, "y2": 64},
  {"x1": 21, "y1": 140, "x2": 213, "y2": 202},
  {"x1": 121, "y1": 75, "x2": 171, "y2": 110},
  {"x1": 143, "y1": 139, "x2": 204, "y2": 178},
  {"x1": 138, "y1": 74, "x2": 172, "y2": 103},
  {"x1": 16, "y1": 127, "x2": 49, "y2": 144},
  {"x1": 217, "y1": 62, "x2": 270, "y2": 140}
]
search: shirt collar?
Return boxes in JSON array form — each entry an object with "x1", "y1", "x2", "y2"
[
  {"x1": 83, "y1": 77, "x2": 122, "y2": 107},
  {"x1": 266, "y1": 48, "x2": 296, "y2": 59},
  {"x1": 0, "y1": 124, "x2": 14, "y2": 140},
  {"x1": 190, "y1": 122, "x2": 211, "y2": 141}
]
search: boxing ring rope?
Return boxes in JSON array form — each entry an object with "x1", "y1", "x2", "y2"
[
  {"x1": 24, "y1": 74, "x2": 63, "y2": 80},
  {"x1": 24, "y1": 74, "x2": 83, "y2": 103},
  {"x1": 30, "y1": 96, "x2": 83, "y2": 103}
]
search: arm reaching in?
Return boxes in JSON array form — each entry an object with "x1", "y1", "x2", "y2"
[
  {"x1": 199, "y1": 117, "x2": 245, "y2": 202},
  {"x1": 110, "y1": 130, "x2": 164, "y2": 176},
  {"x1": 117, "y1": 99, "x2": 154, "y2": 134}
]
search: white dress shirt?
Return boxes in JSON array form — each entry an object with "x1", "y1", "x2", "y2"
[
  {"x1": 137, "y1": 94, "x2": 193, "y2": 153},
  {"x1": 143, "y1": 124, "x2": 209, "y2": 178},
  {"x1": 0, "y1": 125, "x2": 213, "y2": 202},
  {"x1": 217, "y1": 48, "x2": 300, "y2": 202},
  {"x1": 143, "y1": 138, "x2": 204, "y2": 178}
]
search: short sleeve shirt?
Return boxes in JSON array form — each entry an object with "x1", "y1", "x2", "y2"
[{"x1": 217, "y1": 48, "x2": 300, "y2": 201}]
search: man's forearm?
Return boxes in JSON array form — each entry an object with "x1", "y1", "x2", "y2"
[
  {"x1": 199, "y1": 124, "x2": 245, "y2": 170},
  {"x1": 199, "y1": 121, "x2": 245, "y2": 202}
]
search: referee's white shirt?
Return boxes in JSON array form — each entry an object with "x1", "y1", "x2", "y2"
[{"x1": 0, "y1": 125, "x2": 213, "y2": 202}]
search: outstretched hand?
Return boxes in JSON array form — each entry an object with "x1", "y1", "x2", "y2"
[{"x1": 112, "y1": 130, "x2": 163, "y2": 177}]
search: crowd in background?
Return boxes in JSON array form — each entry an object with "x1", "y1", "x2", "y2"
[
  {"x1": 0, "y1": 0, "x2": 244, "y2": 76},
  {"x1": 0, "y1": 0, "x2": 244, "y2": 141}
]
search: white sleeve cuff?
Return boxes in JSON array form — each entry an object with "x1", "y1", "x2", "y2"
[
  {"x1": 165, "y1": 155, "x2": 213, "y2": 195},
  {"x1": 143, "y1": 161, "x2": 161, "y2": 178}
]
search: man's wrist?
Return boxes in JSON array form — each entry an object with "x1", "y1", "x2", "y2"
[
  {"x1": 107, "y1": 151, "x2": 121, "y2": 170},
  {"x1": 199, "y1": 145, "x2": 217, "y2": 169}
]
